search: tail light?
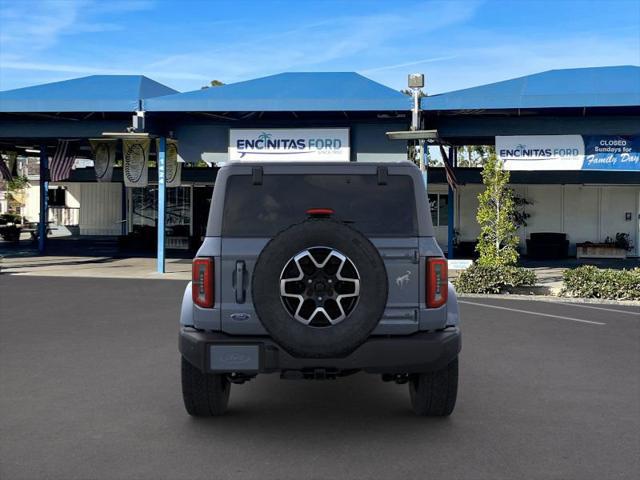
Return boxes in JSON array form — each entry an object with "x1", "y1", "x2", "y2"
[
  {"x1": 306, "y1": 208, "x2": 334, "y2": 217},
  {"x1": 426, "y1": 258, "x2": 448, "y2": 308},
  {"x1": 192, "y1": 258, "x2": 214, "y2": 308}
]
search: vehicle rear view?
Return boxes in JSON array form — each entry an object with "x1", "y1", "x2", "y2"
[{"x1": 180, "y1": 162, "x2": 461, "y2": 417}]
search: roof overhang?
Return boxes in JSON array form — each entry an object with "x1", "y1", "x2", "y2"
[{"x1": 100, "y1": 132, "x2": 153, "y2": 139}]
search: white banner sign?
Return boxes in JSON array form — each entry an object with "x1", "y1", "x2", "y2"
[
  {"x1": 123, "y1": 138, "x2": 150, "y2": 187},
  {"x1": 229, "y1": 128, "x2": 350, "y2": 161},
  {"x1": 156, "y1": 138, "x2": 181, "y2": 187},
  {"x1": 90, "y1": 139, "x2": 116, "y2": 182},
  {"x1": 496, "y1": 135, "x2": 585, "y2": 170}
]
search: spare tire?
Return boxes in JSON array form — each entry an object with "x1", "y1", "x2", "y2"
[{"x1": 252, "y1": 219, "x2": 388, "y2": 358}]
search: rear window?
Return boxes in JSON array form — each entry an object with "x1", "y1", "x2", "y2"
[{"x1": 222, "y1": 174, "x2": 417, "y2": 237}]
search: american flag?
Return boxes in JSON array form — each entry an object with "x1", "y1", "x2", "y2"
[
  {"x1": 49, "y1": 140, "x2": 78, "y2": 182},
  {"x1": 0, "y1": 156, "x2": 12, "y2": 181},
  {"x1": 439, "y1": 145, "x2": 458, "y2": 190}
]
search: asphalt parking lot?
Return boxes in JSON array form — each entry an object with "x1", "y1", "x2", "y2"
[{"x1": 1, "y1": 276, "x2": 638, "y2": 480}]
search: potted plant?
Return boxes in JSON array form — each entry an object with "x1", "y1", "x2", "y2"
[
  {"x1": 0, "y1": 175, "x2": 29, "y2": 242},
  {"x1": 576, "y1": 233, "x2": 633, "y2": 259},
  {"x1": 0, "y1": 212, "x2": 23, "y2": 242},
  {"x1": 613, "y1": 232, "x2": 634, "y2": 255}
]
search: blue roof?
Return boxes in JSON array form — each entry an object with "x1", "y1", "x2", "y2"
[
  {"x1": 145, "y1": 72, "x2": 411, "y2": 112},
  {"x1": 0, "y1": 75, "x2": 178, "y2": 113},
  {"x1": 422, "y1": 66, "x2": 640, "y2": 111}
]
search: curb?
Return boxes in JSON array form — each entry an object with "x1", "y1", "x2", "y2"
[{"x1": 458, "y1": 293, "x2": 640, "y2": 307}]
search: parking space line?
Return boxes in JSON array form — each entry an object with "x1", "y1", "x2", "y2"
[
  {"x1": 459, "y1": 300, "x2": 606, "y2": 325},
  {"x1": 539, "y1": 301, "x2": 640, "y2": 316}
]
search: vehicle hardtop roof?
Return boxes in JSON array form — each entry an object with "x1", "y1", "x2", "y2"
[
  {"x1": 222, "y1": 161, "x2": 416, "y2": 167},
  {"x1": 208, "y1": 160, "x2": 435, "y2": 237},
  {"x1": 217, "y1": 160, "x2": 423, "y2": 178}
]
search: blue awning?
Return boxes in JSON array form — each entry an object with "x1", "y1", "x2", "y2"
[
  {"x1": 0, "y1": 75, "x2": 178, "y2": 113},
  {"x1": 422, "y1": 66, "x2": 640, "y2": 111},
  {"x1": 145, "y1": 72, "x2": 411, "y2": 112}
]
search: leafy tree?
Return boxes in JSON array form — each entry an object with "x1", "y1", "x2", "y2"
[
  {"x1": 457, "y1": 145, "x2": 495, "y2": 167},
  {"x1": 5, "y1": 175, "x2": 30, "y2": 214},
  {"x1": 400, "y1": 88, "x2": 426, "y2": 98},
  {"x1": 201, "y1": 79, "x2": 225, "y2": 89},
  {"x1": 407, "y1": 142, "x2": 437, "y2": 167},
  {"x1": 475, "y1": 153, "x2": 519, "y2": 266}
]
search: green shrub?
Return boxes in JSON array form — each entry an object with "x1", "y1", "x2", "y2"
[
  {"x1": 454, "y1": 264, "x2": 537, "y2": 294},
  {"x1": 0, "y1": 213, "x2": 21, "y2": 225},
  {"x1": 561, "y1": 266, "x2": 640, "y2": 300}
]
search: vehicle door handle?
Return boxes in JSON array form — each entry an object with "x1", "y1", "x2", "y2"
[{"x1": 234, "y1": 261, "x2": 246, "y2": 303}]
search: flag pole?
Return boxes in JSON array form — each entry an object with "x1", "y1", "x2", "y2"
[
  {"x1": 38, "y1": 145, "x2": 48, "y2": 254},
  {"x1": 447, "y1": 146, "x2": 456, "y2": 259}
]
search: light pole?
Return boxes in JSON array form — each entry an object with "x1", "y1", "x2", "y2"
[{"x1": 408, "y1": 73, "x2": 426, "y2": 185}]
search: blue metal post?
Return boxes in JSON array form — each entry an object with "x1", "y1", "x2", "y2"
[
  {"x1": 157, "y1": 137, "x2": 166, "y2": 273},
  {"x1": 121, "y1": 183, "x2": 127, "y2": 236},
  {"x1": 421, "y1": 141, "x2": 428, "y2": 186},
  {"x1": 38, "y1": 145, "x2": 48, "y2": 254},
  {"x1": 447, "y1": 146, "x2": 456, "y2": 259}
]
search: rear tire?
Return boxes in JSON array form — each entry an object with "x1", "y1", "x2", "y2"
[
  {"x1": 181, "y1": 357, "x2": 230, "y2": 417},
  {"x1": 409, "y1": 357, "x2": 458, "y2": 416}
]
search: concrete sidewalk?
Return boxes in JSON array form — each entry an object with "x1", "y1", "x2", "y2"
[
  {"x1": 2, "y1": 254, "x2": 637, "y2": 294},
  {"x1": 0, "y1": 255, "x2": 191, "y2": 280},
  {"x1": 1, "y1": 254, "x2": 566, "y2": 291}
]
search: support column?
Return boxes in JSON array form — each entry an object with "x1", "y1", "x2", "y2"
[
  {"x1": 420, "y1": 140, "x2": 428, "y2": 187},
  {"x1": 157, "y1": 137, "x2": 166, "y2": 273},
  {"x1": 447, "y1": 146, "x2": 456, "y2": 259},
  {"x1": 121, "y1": 182, "x2": 127, "y2": 236},
  {"x1": 38, "y1": 145, "x2": 48, "y2": 254}
]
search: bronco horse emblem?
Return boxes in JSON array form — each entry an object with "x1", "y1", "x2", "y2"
[{"x1": 396, "y1": 270, "x2": 411, "y2": 288}]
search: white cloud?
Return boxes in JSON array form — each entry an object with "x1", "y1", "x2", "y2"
[
  {"x1": 135, "y1": 1, "x2": 484, "y2": 89},
  {"x1": 361, "y1": 56, "x2": 459, "y2": 74},
  {"x1": 0, "y1": 0, "x2": 483, "y2": 90},
  {"x1": 418, "y1": 30, "x2": 640, "y2": 94},
  {"x1": 0, "y1": 60, "x2": 209, "y2": 81},
  {"x1": 0, "y1": 0, "x2": 153, "y2": 57},
  {"x1": 1, "y1": 0, "x2": 637, "y2": 95}
]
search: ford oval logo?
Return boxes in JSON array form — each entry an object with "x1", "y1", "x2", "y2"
[
  {"x1": 222, "y1": 353, "x2": 251, "y2": 364},
  {"x1": 230, "y1": 312, "x2": 251, "y2": 321}
]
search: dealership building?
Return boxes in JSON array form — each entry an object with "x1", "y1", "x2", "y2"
[{"x1": 0, "y1": 65, "x2": 639, "y2": 265}]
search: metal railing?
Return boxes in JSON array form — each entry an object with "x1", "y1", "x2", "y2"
[{"x1": 48, "y1": 207, "x2": 79, "y2": 226}]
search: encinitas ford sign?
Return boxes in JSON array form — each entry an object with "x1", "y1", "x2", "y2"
[
  {"x1": 497, "y1": 135, "x2": 640, "y2": 171},
  {"x1": 497, "y1": 135, "x2": 585, "y2": 170},
  {"x1": 229, "y1": 128, "x2": 350, "y2": 161}
]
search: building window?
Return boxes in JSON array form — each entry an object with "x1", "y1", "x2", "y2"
[
  {"x1": 130, "y1": 186, "x2": 192, "y2": 249},
  {"x1": 131, "y1": 187, "x2": 157, "y2": 228},
  {"x1": 48, "y1": 188, "x2": 66, "y2": 207},
  {"x1": 428, "y1": 193, "x2": 449, "y2": 227}
]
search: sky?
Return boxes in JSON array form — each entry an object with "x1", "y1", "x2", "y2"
[{"x1": 0, "y1": 0, "x2": 639, "y2": 94}]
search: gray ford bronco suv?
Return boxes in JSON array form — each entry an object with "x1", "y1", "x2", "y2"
[{"x1": 179, "y1": 161, "x2": 461, "y2": 417}]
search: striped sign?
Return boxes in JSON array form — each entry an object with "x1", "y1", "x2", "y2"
[
  {"x1": 123, "y1": 138, "x2": 150, "y2": 187},
  {"x1": 90, "y1": 139, "x2": 116, "y2": 182}
]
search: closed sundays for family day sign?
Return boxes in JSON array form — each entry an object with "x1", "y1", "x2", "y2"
[
  {"x1": 229, "y1": 128, "x2": 350, "y2": 161},
  {"x1": 497, "y1": 135, "x2": 640, "y2": 171}
]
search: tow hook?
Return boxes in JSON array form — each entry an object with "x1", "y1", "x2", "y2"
[{"x1": 382, "y1": 373, "x2": 410, "y2": 384}]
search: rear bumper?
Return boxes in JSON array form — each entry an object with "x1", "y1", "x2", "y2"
[{"x1": 179, "y1": 328, "x2": 461, "y2": 375}]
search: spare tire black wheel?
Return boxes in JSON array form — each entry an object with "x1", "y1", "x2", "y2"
[{"x1": 252, "y1": 219, "x2": 388, "y2": 358}]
